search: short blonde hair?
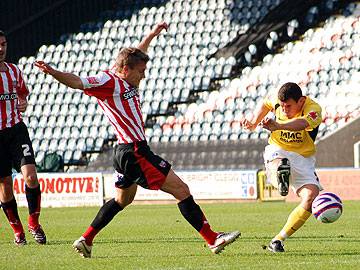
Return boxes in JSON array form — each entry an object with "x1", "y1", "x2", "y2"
[{"x1": 115, "y1": 47, "x2": 149, "y2": 71}]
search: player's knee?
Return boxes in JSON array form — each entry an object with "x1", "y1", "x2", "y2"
[
  {"x1": 174, "y1": 181, "x2": 191, "y2": 200},
  {"x1": 23, "y1": 173, "x2": 39, "y2": 187},
  {"x1": 114, "y1": 195, "x2": 133, "y2": 208},
  {"x1": 302, "y1": 191, "x2": 319, "y2": 207},
  {"x1": 181, "y1": 182, "x2": 190, "y2": 195},
  {"x1": 309, "y1": 190, "x2": 319, "y2": 202}
]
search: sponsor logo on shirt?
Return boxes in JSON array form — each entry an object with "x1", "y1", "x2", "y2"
[
  {"x1": 87, "y1": 77, "x2": 100, "y2": 84},
  {"x1": 0, "y1": 93, "x2": 18, "y2": 101},
  {"x1": 122, "y1": 88, "x2": 138, "y2": 100},
  {"x1": 308, "y1": 111, "x2": 318, "y2": 121},
  {"x1": 159, "y1": 160, "x2": 167, "y2": 168},
  {"x1": 279, "y1": 131, "x2": 303, "y2": 143}
]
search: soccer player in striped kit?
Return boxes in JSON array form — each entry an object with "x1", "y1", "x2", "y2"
[
  {"x1": 35, "y1": 22, "x2": 240, "y2": 258},
  {"x1": 0, "y1": 30, "x2": 46, "y2": 245}
]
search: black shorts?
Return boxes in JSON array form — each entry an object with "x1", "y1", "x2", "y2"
[
  {"x1": 113, "y1": 140, "x2": 171, "y2": 190},
  {"x1": 0, "y1": 121, "x2": 36, "y2": 177}
]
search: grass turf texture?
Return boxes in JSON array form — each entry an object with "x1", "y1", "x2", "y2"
[{"x1": 0, "y1": 201, "x2": 359, "y2": 270}]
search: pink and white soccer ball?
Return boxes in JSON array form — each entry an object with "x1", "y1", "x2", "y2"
[{"x1": 312, "y1": 192, "x2": 343, "y2": 223}]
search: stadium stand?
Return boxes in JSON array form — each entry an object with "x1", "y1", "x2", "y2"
[{"x1": 7, "y1": 0, "x2": 360, "y2": 169}]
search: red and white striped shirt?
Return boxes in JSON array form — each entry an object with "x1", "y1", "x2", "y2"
[
  {"x1": 80, "y1": 71, "x2": 146, "y2": 144},
  {"x1": 0, "y1": 62, "x2": 29, "y2": 130}
]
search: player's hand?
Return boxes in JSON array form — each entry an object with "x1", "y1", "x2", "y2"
[
  {"x1": 241, "y1": 119, "x2": 257, "y2": 131},
  {"x1": 34, "y1": 61, "x2": 55, "y2": 75},
  {"x1": 261, "y1": 118, "x2": 280, "y2": 131},
  {"x1": 17, "y1": 97, "x2": 28, "y2": 113},
  {"x1": 150, "y1": 21, "x2": 168, "y2": 36}
]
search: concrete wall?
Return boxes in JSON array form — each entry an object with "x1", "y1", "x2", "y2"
[{"x1": 316, "y1": 117, "x2": 360, "y2": 167}]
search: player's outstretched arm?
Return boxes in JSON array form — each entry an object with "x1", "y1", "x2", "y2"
[
  {"x1": 34, "y1": 60, "x2": 84, "y2": 90},
  {"x1": 241, "y1": 103, "x2": 270, "y2": 131},
  {"x1": 262, "y1": 118, "x2": 309, "y2": 132},
  {"x1": 137, "y1": 21, "x2": 168, "y2": 53}
]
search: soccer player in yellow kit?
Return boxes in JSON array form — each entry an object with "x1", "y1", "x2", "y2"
[{"x1": 242, "y1": 82, "x2": 323, "y2": 252}]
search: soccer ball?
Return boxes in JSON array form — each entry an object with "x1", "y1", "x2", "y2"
[{"x1": 312, "y1": 192, "x2": 343, "y2": 223}]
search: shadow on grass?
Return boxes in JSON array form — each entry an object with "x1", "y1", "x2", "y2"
[
  {"x1": 42, "y1": 237, "x2": 201, "y2": 246},
  {"x1": 9, "y1": 234, "x2": 360, "y2": 247}
]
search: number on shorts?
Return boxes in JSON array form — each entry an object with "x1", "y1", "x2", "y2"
[{"x1": 22, "y1": 144, "x2": 31, "y2": 157}]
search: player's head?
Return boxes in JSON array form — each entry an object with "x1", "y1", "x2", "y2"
[
  {"x1": 0, "y1": 30, "x2": 7, "y2": 63},
  {"x1": 278, "y1": 82, "x2": 306, "y2": 118},
  {"x1": 115, "y1": 47, "x2": 149, "y2": 87}
]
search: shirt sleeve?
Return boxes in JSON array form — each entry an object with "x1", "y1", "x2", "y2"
[
  {"x1": 80, "y1": 72, "x2": 112, "y2": 99},
  {"x1": 301, "y1": 102, "x2": 322, "y2": 130},
  {"x1": 263, "y1": 92, "x2": 277, "y2": 110},
  {"x1": 80, "y1": 72, "x2": 111, "y2": 89},
  {"x1": 17, "y1": 68, "x2": 29, "y2": 98}
]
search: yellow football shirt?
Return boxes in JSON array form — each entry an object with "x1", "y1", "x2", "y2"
[{"x1": 263, "y1": 95, "x2": 322, "y2": 157}]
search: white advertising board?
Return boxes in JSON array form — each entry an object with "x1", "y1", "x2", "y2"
[
  {"x1": 104, "y1": 170, "x2": 258, "y2": 201},
  {"x1": 13, "y1": 172, "x2": 104, "y2": 207}
]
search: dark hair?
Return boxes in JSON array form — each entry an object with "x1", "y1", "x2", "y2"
[
  {"x1": 115, "y1": 47, "x2": 149, "y2": 70},
  {"x1": 0, "y1": 30, "x2": 5, "y2": 38},
  {"x1": 278, "y1": 82, "x2": 303, "y2": 102}
]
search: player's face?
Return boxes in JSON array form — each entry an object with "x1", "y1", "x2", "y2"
[
  {"x1": 125, "y1": 61, "x2": 146, "y2": 87},
  {"x1": 0, "y1": 36, "x2": 7, "y2": 63},
  {"x1": 279, "y1": 98, "x2": 304, "y2": 119}
]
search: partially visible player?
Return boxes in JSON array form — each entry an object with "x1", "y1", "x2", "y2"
[
  {"x1": 35, "y1": 22, "x2": 240, "y2": 258},
  {"x1": 0, "y1": 30, "x2": 46, "y2": 245},
  {"x1": 242, "y1": 82, "x2": 322, "y2": 252}
]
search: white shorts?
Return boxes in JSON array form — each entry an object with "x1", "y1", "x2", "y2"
[{"x1": 263, "y1": 144, "x2": 322, "y2": 194}]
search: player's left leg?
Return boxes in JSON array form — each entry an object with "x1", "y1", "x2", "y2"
[
  {"x1": 21, "y1": 164, "x2": 46, "y2": 244},
  {"x1": 268, "y1": 184, "x2": 319, "y2": 252},
  {"x1": 73, "y1": 184, "x2": 137, "y2": 258}
]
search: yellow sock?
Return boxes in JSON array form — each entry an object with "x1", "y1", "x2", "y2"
[{"x1": 274, "y1": 205, "x2": 311, "y2": 241}]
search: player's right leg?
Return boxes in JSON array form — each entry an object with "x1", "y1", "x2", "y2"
[
  {"x1": 161, "y1": 169, "x2": 240, "y2": 254},
  {"x1": 0, "y1": 175, "x2": 26, "y2": 246},
  {"x1": 73, "y1": 184, "x2": 137, "y2": 258}
]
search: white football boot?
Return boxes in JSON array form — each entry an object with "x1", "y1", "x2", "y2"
[
  {"x1": 73, "y1": 236, "x2": 92, "y2": 258},
  {"x1": 208, "y1": 231, "x2": 241, "y2": 254}
]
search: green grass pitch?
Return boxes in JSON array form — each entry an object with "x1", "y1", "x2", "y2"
[{"x1": 0, "y1": 201, "x2": 359, "y2": 270}]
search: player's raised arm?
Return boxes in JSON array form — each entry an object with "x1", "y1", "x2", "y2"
[
  {"x1": 137, "y1": 21, "x2": 168, "y2": 53},
  {"x1": 241, "y1": 102, "x2": 270, "y2": 131},
  {"x1": 34, "y1": 60, "x2": 84, "y2": 90}
]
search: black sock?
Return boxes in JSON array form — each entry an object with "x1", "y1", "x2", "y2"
[
  {"x1": 90, "y1": 198, "x2": 123, "y2": 230},
  {"x1": 25, "y1": 185, "x2": 41, "y2": 215},
  {"x1": 178, "y1": 195, "x2": 204, "y2": 232},
  {"x1": 2, "y1": 198, "x2": 24, "y2": 233},
  {"x1": 2, "y1": 198, "x2": 21, "y2": 220}
]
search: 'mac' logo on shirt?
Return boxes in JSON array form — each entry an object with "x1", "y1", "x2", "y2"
[
  {"x1": 122, "y1": 88, "x2": 138, "y2": 100},
  {"x1": 280, "y1": 131, "x2": 302, "y2": 139}
]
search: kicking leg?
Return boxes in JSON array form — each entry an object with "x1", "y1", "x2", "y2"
[{"x1": 161, "y1": 169, "x2": 240, "y2": 254}]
